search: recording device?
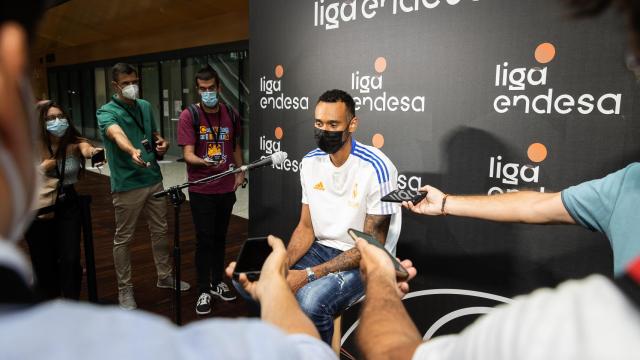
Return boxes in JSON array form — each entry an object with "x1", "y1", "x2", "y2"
[
  {"x1": 232, "y1": 237, "x2": 272, "y2": 281},
  {"x1": 381, "y1": 188, "x2": 427, "y2": 205},
  {"x1": 239, "y1": 151, "x2": 288, "y2": 172},
  {"x1": 90, "y1": 149, "x2": 105, "y2": 167},
  {"x1": 141, "y1": 137, "x2": 164, "y2": 161},
  {"x1": 347, "y1": 228, "x2": 409, "y2": 280},
  {"x1": 141, "y1": 138, "x2": 153, "y2": 153}
]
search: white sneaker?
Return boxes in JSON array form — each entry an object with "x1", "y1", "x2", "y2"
[
  {"x1": 118, "y1": 287, "x2": 137, "y2": 310},
  {"x1": 157, "y1": 275, "x2": 191, "y2": 291}
]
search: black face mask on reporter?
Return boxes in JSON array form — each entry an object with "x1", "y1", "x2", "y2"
[{"x1": 314, "y1": 120, "x2": 352, "y2": 154}]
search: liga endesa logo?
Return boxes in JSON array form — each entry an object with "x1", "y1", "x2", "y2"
[
  {"x1": 258, "y1": 127, "x2": 301, "y2": 172},
  {"x1": 486, "y1": 142, "x2": 548, "y2": 195},
  {"x1": 313, "y1": 0, "x2": 481, "y2": 31},
  {"x1": 349, "y1": 57, "x2": 426, "y2": 113},
  {"x1": 258, "y1": 65, "x2": 310, "y2": 110},
  {"x1": 493, "y1": 43, "x2": 621, "y2": 115}
]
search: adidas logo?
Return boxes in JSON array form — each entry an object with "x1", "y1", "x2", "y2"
[{"x1": 314, "y1": 182, "x2": 325, "y2": 191}]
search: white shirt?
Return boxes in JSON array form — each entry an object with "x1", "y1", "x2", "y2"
[
  {"x1": 412, "y1": 275, "x2": 640, "y2": 360},
  {"x1": 301, "y1": 138, "x2": 400, "y2": 252}
]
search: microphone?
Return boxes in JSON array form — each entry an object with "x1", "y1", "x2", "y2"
[{"x1": 239, "y1": 151, "x2": 288, "y2": 172}]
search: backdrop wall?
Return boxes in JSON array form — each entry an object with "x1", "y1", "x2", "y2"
[{"x1": 249, "y1": 0, "x2": 640, "y2": 352}]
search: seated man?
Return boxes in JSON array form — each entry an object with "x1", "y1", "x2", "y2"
[{"x1": 285, "y1": 89, "x2": 401, "y2": 343}]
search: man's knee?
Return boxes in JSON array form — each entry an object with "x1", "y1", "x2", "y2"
[{"x1": 295, "y1": 282, "x2": 334, "y2": 317}]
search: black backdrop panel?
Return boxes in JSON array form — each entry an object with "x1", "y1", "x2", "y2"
[{"x1": 249, "y1": 0, "x2": 639, "y2": 348}]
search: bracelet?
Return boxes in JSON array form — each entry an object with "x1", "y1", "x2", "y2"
[{"x1": 441, "y1": 194, "x2": 449, "y2": 216}]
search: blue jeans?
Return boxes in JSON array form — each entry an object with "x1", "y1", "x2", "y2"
[{"x1": 292, "y1": 242, "x2": 364, "y2": 344}]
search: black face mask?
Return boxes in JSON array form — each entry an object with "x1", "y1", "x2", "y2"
[{"x1": 314, "y1": 126, "x2": 350, "y2": 154}]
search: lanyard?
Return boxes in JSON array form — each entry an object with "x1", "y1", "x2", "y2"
[
  {"x1": 200, "y1": 104, "x2": 223, "y2": 145},
  {"x1": 113, "y1": 100, "x2": 146, "y2": 136}
]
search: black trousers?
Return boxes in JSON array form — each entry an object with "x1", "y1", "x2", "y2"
[
  {"x1": 25, "y1": 186, "x2": 82, "y2": 300},
  {"x1": 189, "y1": 191, "x2": 236, "y2": 294}
]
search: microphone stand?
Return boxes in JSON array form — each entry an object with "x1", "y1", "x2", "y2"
[{"x1": 153, "y1": 165, "x2": 241, "y2": 325}]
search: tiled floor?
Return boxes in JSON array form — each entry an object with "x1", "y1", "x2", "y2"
[{"x1": 86, "y1": 154, "x2": 249, "y2": 219}]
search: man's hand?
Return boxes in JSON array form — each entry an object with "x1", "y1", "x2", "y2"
[
  {"x1": 155, "y1": 135, "x2": 169, "y2": 156},
  {"x1": 130, "y1": 148, "x2": 146, "y2": 167},
  {"x1": 286, "y1": 269, "x2": 308, "y2": 294},
  {"x1": 234, "y1": 171, "x2": 245, "y2": 191},
  {"x1": 355, "y1": 238, "x2": 417, "y2": 298},
  {"x1": 403, "y1": 185, "x2": 446, "y2": 216},
  {"x1": 225, "y1": 235, "x2": 289, "y2": 302}
]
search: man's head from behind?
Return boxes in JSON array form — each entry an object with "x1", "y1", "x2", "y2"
[
  {"x1": 0, "y1": 1, "x2": 43, "y2": 242},
  {"x1": 314, "y1": 89, "x2": 358, "y2": 154}
]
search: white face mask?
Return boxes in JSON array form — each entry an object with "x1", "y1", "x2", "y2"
[{"x1": 121, "y1": 84, "x2": 139, "y2": 100}]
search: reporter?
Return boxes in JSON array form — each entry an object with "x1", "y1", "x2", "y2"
[
  {"x1": 355, "y1": 237, "x2": 640, "y2": 360},
  {"x1": 24, "y1": 101, "x2": 101, "y2": 300}
]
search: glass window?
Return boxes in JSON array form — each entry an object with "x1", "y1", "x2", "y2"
[
  {"x1": 94, "y1": 67, "x2": 107, "y2": 110},
  {"x1": 160, "y1": 59, "x2": 183, "y2": 157},
  {"x1": 48, "y1": 71, "x2": 59, "y2": 103},
  {"x1": 141, "y1": 62, "x2": 161, "y2": 135},
  {"x1": 81, "y1": 68, "x2": 96, "y2": 139}
]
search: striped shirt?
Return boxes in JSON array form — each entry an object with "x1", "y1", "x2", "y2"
[{"x1": 301, "y1": 138, "x2": 399, "y2": 252}]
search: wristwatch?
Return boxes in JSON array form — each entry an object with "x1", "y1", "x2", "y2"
[{"x1": 305, "y1": 267, "x2": 316, "y2": 283}]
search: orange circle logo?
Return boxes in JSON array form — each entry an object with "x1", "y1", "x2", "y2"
[
  {"x1": 275, "y1": 65, "x2": 284, "y2": 78},
  {"x1": 372, "y1": 133, "x2": 385, "y2": 148},
  {"x1": 374, "y1": 57, "x2": 387, "y2": 73},
  {"x1": 534, "y1": 43, "x2": 555, "y2": 64},
  {"x1": 274, "y1": 126, "x2": 284, "y2": 140},
  {"x1": 527, "y1": 143, "x2": 548, "y2": 163}
]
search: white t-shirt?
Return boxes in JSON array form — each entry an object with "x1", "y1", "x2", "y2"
[
  {"x1": 412, "y1": 275, "x2": 640, "y2": 360},
  {"x1": 301, "y1": 138, "x2": 400, "y2": 252}
]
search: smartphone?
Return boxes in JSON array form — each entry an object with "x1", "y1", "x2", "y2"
[
  {"x1": 233, "y1": 237, "x2": 272, "y2": 281},
  {"x1": 91, "y1": 149, "x2": 105, "y2": 167},
  {"x1": 347, "y1": 228, "x2": 409, "y2": 280},
  {"x1": 381, "y1": 188, "x2": 427, "y2": 205}
]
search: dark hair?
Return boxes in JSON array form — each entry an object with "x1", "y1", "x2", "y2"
[
  {"x1": 565, "y1": 0, "x2": 640, "y2": 51},
  {"x1": 195, "y1": 65, "x2": 221, "y2": 88},
  {"x1": 317, "y1": 89, "x2": 356, "y2": 119},
  {"x1": 37, "y1": 101, "x2": 86, "y2": 175},
  {"x1": 111, "y1": 63, "x2": 138, "y2": 82}
]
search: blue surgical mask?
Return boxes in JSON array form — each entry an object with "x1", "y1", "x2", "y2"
[
  {"x1": 46, "y1": 118, "x2": 69, "y2": 137},
  {"x1": 201, "y1": 91, "x2": 219, "y2": 108}
]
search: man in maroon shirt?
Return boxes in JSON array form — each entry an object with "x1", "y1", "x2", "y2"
[{"x1": 178, "y1": 65, "x2": 245, "y2": 315}]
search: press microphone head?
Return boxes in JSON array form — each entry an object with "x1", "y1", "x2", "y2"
[{"x1": 271, "y1": 151, "x2": 288, "y2": 165}]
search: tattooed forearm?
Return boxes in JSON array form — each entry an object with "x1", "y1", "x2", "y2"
[
  {"x1": 363, "y1": 214, "x2": 391, "y2": 245},
  {"x1": 312, "y1": 214, "x2": 391, "y2": 277},
  {"x1": 313, "y1": 248, "x2": 361, "y2": 277}
]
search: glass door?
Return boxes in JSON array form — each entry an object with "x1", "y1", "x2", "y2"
[{"x1": 160, "y1": 59, "x2": 183, "y2": 157}]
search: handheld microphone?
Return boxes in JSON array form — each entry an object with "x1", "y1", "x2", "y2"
[{"x1": 239, "y1": 151, "x2": 288, "y2": 172}]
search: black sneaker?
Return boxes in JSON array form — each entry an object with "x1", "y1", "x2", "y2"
[
  {"x1": 195, "y1": 293, "x2": 212, "y2": 315},
  {"x1": 211, "y1": 281, "x2": 236, "y2": 301}
]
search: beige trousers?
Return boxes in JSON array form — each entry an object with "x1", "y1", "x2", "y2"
[{"x1": 112, "y1": 182, "x2": 171, "y2": 290}]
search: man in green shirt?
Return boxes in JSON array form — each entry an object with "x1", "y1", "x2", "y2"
[{"x1": 97, "y1": 63, "x2": 190, "y2": 310}]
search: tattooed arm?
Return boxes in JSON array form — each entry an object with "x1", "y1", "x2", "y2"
[{"x1": 311, "y1": 214, "x2": 391, "y2": 278}]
